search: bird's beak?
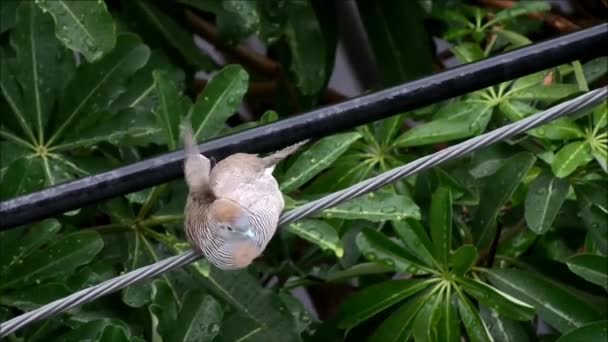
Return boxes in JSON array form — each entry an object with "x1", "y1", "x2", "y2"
[{"x1": 244, "y1": 229, "x2": 255, "y2": 240}]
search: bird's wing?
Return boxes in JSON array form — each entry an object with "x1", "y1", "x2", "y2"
[{"x1": 208, "y1": 153, "x2": 266, "y2": 196}]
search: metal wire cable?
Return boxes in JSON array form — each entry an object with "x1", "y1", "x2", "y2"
[{"x1": 1, "y1": 87, "x2": 606, "y2": 337}]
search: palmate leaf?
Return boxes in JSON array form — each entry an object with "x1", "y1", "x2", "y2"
[
  {"x1": 36, "y1": 0, "x2": 116, "y2": 63},
  {"x1": 198, "y1": 268, "x2": 300, "y2": 342},
  {"x1": 430, "y1": 186, "x2": 452, "y2": 265},
  {"x1": 153, "y1": 70, "x2": 191, "y2": 150},
  {"x1": 10, "y1": 2, "x2": 75, "y2": 145},
  {"x1": 487, "y1": 268, "x2": 602, "y2": 333},
  {"x1": 48, "y1": 33, "x2": 150, "y2": 146},
  {"x1": 287, "y1": 219, "x2": 343, "y2": 257},
  {"x1": 336, "y1": 278, "x2": 432, "y2": 329}
]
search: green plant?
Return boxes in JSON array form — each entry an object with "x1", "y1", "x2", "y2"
[{"x1": 1, "y1": 1, "x2": 607, "y2": 341}]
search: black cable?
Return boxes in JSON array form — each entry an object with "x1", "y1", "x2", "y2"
[{"x1": 1, "y1": 23, "x2": 606, "y2": 230}]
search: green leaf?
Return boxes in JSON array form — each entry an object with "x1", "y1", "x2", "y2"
[
  {"x1": 434, "y1": 101, "x2": 488, "y2": 120},
  {"x1": 0, "y1": 49, "x2": 35, "y2": 143},
  {"x1": 480, "y1": 306, "x2": 532, "y2": 342},
  {"x1": 216, "y1": 0, "x2": 260, "y2": 43},
  {"x1": 431, "y1": 186, "x2": 452, "y2": 264},
  {"x1": 392, "y1": 219, "x2": 435, "y2": 267},
  {"x1": 0, "y1": 219, "x2": 61, "y2": 274},
  {"x1": 593, "y1": 102, "x2": 607, "y2": 128},
  {"x1": 432, "y1": 287, "x2": 460, "y2": 342},
  {"x1": 356, "y1": 227, "x2": 428, "y2": 274},
  {"x1": 451, "y1": 244, "x2": 478, "y2": 276},
  {"x1": 99, "y1": 325, "x2": 130, "y2": 342},
  {"x1": 584, "y1": 57, "x2": 608, "y2": 84},
  {"x1": 0, "y1": 157, "x2": 45, "y2": 200},
  {"x1": 458, "y1": 277, "x2": 535, "y2": 321},
  {"x1": 336, "y1": 278, "x2": 431, "y2": 329},
  {"x1": 36, "y1": 0, "x2": 116, "y2": 62},
  {"x1": 130, "y1": 0, "x2": 214, "y2": 70},
  {"x1": 200, "y1": 268, "x2": 300, "y2": 342},
  {"x1": 280, "y1": 132, "x2": 361, "y2": 192},
  {"x1": 552, "y1": 141, "x2": 593, "y2": 178},
  {"x1": 0, "y1": 230, "x2": 104, "y2": 290},
  {"x1": 451, "y1": 42, "x2": 484, "y2": 63},
  {"x1": 395, "y1": 107, "x2": 492, "y2": 147},
  {"x1": 317, "y1": 191, "x2": 421, "y2": 222},
  {"x1": 499, "y1": 99, "x2": 538, "y2": 121},
  {"x1": 412, "y1": 291, "x2": 443, "y2": 341},
  {"x1": 58, "y1": 320, "x2": 130, "y2": 342},
  {"x1": 473, "y1": 152, "x2": 536, "y2": 249},
  {"x1": 325, "y1": 262, "x2": 393, "y2": 282},
  {"x1": 566, "y1": 254, "x2": 608, "y2": 290},
  {"x1": 528, "y1": 118, "x2": 586, "y2": 140},
  {"x1": 170, "y1": 290, "x2": 223, "y2": 342},
  {"x1": 456, "y1": 290, "x2": 493, "y2": 342},
  {"x1": 0, "y1": 0, "x2": 18, "y2": 33},
  {"x1": 496, "y1": 29, "x2": 531, "y2": 48},
  {"x1": 287, "y1": 219, "x2": 343, "y2": 257},
  {"x1": 49, "y1": 33, "x2": 150, "y2": 145},
  {"x1": 284, "y1": 0, "x2": 326, "y2": 95},
  {"x1": 556, "y1": 320, "x2": 608, "y2": 342},
  {"x1": 369, "y1": 290, "x2": 433, "y2": 342},
  {"x1": 11, "y1": 2, "x2": 75, "y2": 144},
  {"x1": 54, "y1": 109, "x2": 162, "y2": 151},
  {"x1": 488, "y1": 1, "x2": 551, "y2": 25},
  {"x1": 0, "y1": 283, "x2": 71, "y2": 311},
  {"x1": 525, "y1": 171, "x2": 570, "y2": 234},
  {"x1": 357, "y1": 0, "x2": 433, "y2": 85},
  {"x1": 486, "y1": 268, "x2": 602, "y2": 333},
  {"x1": 511, "y1": 84, "x2": 581, "y2": 101},
  {"x1": 153, "y1": 69, "x2": 191, "y2": 150},
  {"x1": 190, "y1": 65, "x2": 249, "y2": 141}
]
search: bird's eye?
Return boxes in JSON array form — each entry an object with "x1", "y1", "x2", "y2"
[{"x1": 226, "y1": 226, "x2": 233, "y2": 231}]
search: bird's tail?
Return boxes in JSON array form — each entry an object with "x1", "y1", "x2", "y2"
[
  {"x1": 182, "y1": 117, "x2": 213, "y2": 198},
  {"x1": 262, "y1": 139, "x2": 310, "y2": 167}
]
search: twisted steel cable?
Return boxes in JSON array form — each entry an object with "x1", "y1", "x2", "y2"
[{"x1": 1, "y1": 87, "x2": 606, "y2": 337}]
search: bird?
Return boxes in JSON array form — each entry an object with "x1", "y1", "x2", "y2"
[{"x1": 181, "y1": 118, "x2": 308, "y2": 270}]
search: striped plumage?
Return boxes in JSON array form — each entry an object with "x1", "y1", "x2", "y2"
[{"x1": 182, "y1": 118, "x2": 307, "y2": 270}]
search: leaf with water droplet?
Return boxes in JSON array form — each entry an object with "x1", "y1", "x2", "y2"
[
  {"x1": 552, "y1": 141, "x2": 593, "y2": 178},
  {"x1": 356, "y1": 227, "x2": 428, "y2": 274},
  {"x1": 280, "y1": 132, "x2": 361, "y2": 192},
  {"x1": 318, "y1": 191, "x2": 420, "y2": 222},
  {"x1": 473, "y1": 152, "x2": 536, "y2": 249},
  {"x1": 566, "y1": 254, "x2": 608, "y2": 290},
  {"x1": 525, "y1": 171, "x2": 570, "y2": 234},
  {"x1": 35, "y1": 0, "x2": 116, "y2": 62},
  {"x1": 190, "y1": 65, "x2": 249, "y2": 142},
  {"x1": 168, "y1": 290, "x2": 223, "y2": 342},
  {"x1": 287, "y1": 219, "x2": 343, "y2": 257}
]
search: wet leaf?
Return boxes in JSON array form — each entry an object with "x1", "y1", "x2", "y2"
[
  {"x1": 190, "y1": 65, "x2": 249, "y2": 141},
  {"x1": 169, "y1": 290, "x2": 223, "y2": 342},
  {"x1": 36, "y1": 0, "x2": 116, "y2": 62},
  {"x1": 451, "y1": 244, "x2": 477, "y2": 276},
  {"x1": 525, "y1": 171, "x2": 570, "y2": 234},
  {"x1": 566, "y1": 254, "x2": 608, "y2": 290},
  {"x1": 284, "y1": 0, "x2": 326, "y2": 95},
  {"x1": 280, "y1": 132, "x2": 361, "y2": 192},
  {"x1": 487, "y1": 268, "x2": 602, "y2": 333},
  {"x1": 480, "y1": 306, "x2": 531, "y2": 342},
  {"x1": 356, "y1": 227, "x2": 428, "y2": 274},
  {"x1": 369, "y1": 290, "x2": 433, "y2": 342},
  {"x1": 552, "y1": 141, "x2": 592, "y2": 178},
  {"x1": 556, "y1": 320, "x2": 608, "y2": 342},
  {"x1": 317, "y1": 191, "x2": 420, "y2": 222},
  {"x1": 458, "y1": 277, "x2": 535, "y2": 321},
  {"x1": 0, "y1": 230, "x2": 104, "y2": 290},
  {"x1": 392, "y1": 219, "x2": 435, "y2": 267},
  {"x1": 153, "y1": 69, "x2": 191, "y2": 150},
  {"x1": 451, "y1": 42, "x2": 484, "y2": 63},
  {"x1": 473, "y1": 152, "x2": 536, "y2": 249},
  {"x1": 457, "y1": 290, "x2": 493, "y2": 342},
  {"x1": 430, "y1": 186, "x2": 452, "y2": 264},
  {"x1": 287, "y1": 219, "x2": 343, "y2": 257},
  {"x1": 336, "y1": 278, "x2": 431, "y2": 329},
  {"x1": 50, "y1": 33, "x2": 150, "y2": 144},
  {"x1": 0, "y1": 157, "x2": 45, "y2": 200}
]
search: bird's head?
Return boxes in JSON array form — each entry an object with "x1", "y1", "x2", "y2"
[{"x1": 208, "y1": 198, "x2": 255, "y2": 243}]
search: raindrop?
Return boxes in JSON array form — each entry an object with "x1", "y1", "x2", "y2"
[
  {"x1": 209, "y1": 323, "x2": 220, "y2": 334},
  {"x1": 383, "y1": 259, "x2": 395, "y2": 268},
  {"x1": 365, "y1": 252, "x2": 377, "y2": 260}
]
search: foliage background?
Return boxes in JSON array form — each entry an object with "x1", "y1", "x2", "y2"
[{"x1": 0, "y1": 0, "x2": 607, "y2": 341}]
